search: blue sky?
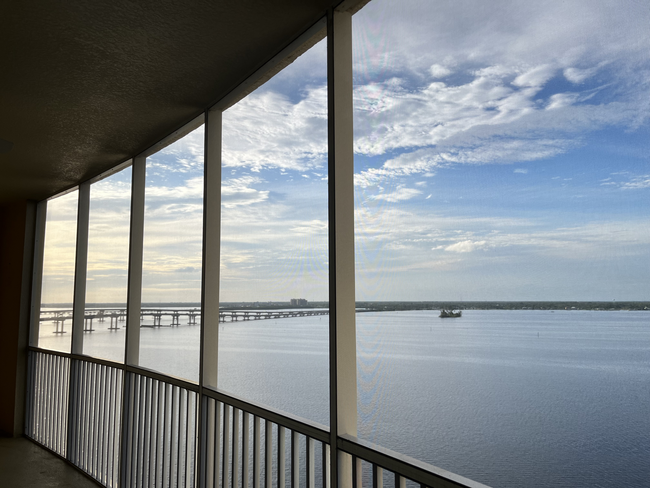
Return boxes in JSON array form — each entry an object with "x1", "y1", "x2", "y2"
[
  {"x1": 41, "y1": 0, "x2": 650, "y2": 304},
  {"x1": 351, "y1": 0, "x2": 650, "y2": 301}
]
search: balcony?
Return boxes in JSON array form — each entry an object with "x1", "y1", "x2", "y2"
[{"x1": 23, "y1": 347, "x2": 487, "y2": 488}]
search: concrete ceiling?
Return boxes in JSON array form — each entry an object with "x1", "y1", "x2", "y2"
[{"x1": 0, "y1": 0, "x2": 354, "y2": 204}]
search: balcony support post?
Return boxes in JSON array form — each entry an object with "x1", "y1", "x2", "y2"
[
  {"x1": 328, "y1": 7, "x2": 357, "y2": 488},
  {"x1": 198, "y1": 107, "x2": 223, "y2": 488},
  {"x1": 125, "y1": 156, "x2": 145, "y2": 366},
  {"x1": 201, "y1": 108, "x2": 222, "y2": 390},
  {"x1": 71, "y1": 181, "x2": 90, "y2": 355},
  {"x1": 119, "y1": 156, "x2": 145, "y2": 487}
]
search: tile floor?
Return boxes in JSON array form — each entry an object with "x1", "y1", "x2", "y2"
[{"x1": 0, "y1": 436, "x2": 100, "y2": 487}]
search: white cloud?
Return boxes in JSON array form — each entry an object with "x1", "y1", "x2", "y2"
[
  {"x1": 514, "y1": 168, "x2": 528, "y2": 174},
  {"x1": 351, "y1": 0, "x2": 650, "y2": 184},
  {"x1": 620, "y1": 175, "x2": 650, "y2": 190},
  {"x1": 429, "y1": 64, "x2": 452, "y2": 78},
  {"x1": 151, "y1": 125, "x2": 205, "y2": 173},
  {"x1": 564, "y1": 66, "x2": 600, "y2": 84},
  {"x1": 512, "y1": 65, "x2": 556, "y2": 88},
  {"x1": 444, "y1": 240, "x2": 488, "y2": 253},
  {"x1": 546, "y1": 93, "x2": 581, "y2": 110},
  {"x1": 145, "y1": 177, "x2": 203, "y2": 200},
  {"x1": 222, "y1": 176, "x2": 270, "y2": 208},
  {"x1": 370, "y1": 187, "x2": 422, "y2": 202},
  {"x1": 222, "y1": 86, "x2": 327, "y2": 172}
]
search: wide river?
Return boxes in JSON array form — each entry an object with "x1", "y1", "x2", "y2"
[{"x1": 41, "y1": 309, "x2": 650, "y2": 487}]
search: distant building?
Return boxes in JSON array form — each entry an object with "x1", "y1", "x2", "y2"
[{"x1": 290, "y1": 298, "x2": 308, "y2": 307}]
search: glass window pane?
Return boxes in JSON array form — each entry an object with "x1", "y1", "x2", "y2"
[
  {"x1": 82, "y1": 167, "x2": 132, "y2": 362},
  {"x1": 218, "y1": 38, "x2": 329, "y2": 425},
  {"x1": 353, "y1": 1, "x2": 650, "y2": 487},
  {"x1": 39, "y1": 190, "x2": 78, "y2": 353},
  {"x1": 140, "y1": 126, "x2": 204, "y2": 382}
]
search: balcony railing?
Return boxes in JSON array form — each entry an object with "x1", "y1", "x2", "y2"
[{"x1": 25, "y1": 348, "x2": 488, "y2": 488}]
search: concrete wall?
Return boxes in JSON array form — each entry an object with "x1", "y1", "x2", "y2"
[{"x1": 0, "y1": 201, "x2": 35, "y2": 437}]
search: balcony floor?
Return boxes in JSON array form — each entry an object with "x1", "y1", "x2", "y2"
[{"x1": 0, "y1": 436, "x2": 100, "y2": 487}]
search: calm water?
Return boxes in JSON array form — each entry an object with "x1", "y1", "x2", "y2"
[{"x1": 39, "y1": 309, "x2": 650, "y2": 487}]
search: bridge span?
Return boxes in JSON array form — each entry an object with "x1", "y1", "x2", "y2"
[{"x1": 39, "y1": 307, "x2": 329, "y2": 333}]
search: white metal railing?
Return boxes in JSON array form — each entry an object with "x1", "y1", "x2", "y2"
[
  {"x1": 25, "y1": 348, "x2": 487, "y2": 488},
  {"x1": 338, "y1": 435, "x2": 490, "y2": 488},
  {"x1": 201, "y1": 389, "x2": 330, "y2": 488},
  {"x1": 26, "y1": 350, "x2": 70, "y2": 456},
  {"x1": 121, "y1": 370, "x2": 199, "y2": 488},
  {"x1": 69, "y1": 358, "x2": 123, "y2": 487}
]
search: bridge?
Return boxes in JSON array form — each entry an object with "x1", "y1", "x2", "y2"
[{"x1": 39, "y1": 307, "x2": 329, "y2": 333}]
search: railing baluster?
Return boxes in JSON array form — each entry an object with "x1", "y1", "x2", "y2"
[
  {"x1": 124, "y1": 372, "x2": 134, "y2": 488},
  {"x1": 185, "y1": 390, "x2": 192, "y2": 488},
  {"x1": 233, "y1": 408, "x2": 241, "y2": 488},
  {"x1": 373, "y1": 464, "x2": 383, "y2": 488},
  {"x1": 174, "y1": 386, "x2": 181, "y2": 488},
  {"x1": 253, "y1": 415, "x2": 260, "y2": 488},
  {"x1": 243, "y1": 411, "x2": 250, "y2": 488},
  {"x1": 324, "y1": 444, "x2": 330, "y2": 488},
  {"x1": 55, "y1": 354, "x2": 60, "y2": 451},
  {"x1": 147, "y1": 377, "x2": 155, "y2": 488},
  {"x1": 69, "y1": 359, "x2": 77, "y2": 466},
  {"x1": 84, "y1": 361, "x2": 91, "y2": 472},
  {"x1": 291, "y1": 431, "x2": 299, "y2": 488},
  {"x1": 100, "y1": 364, "x2": 107, "y2": 482},
  {"x1": 60, "y1": 356, "x2": 67, "y2": 455},
  {"x1": 224, "y1": 404, "x2": 231, "y2": 488},
  {"x1": 66, "y1": 359, "x2": 76, "y2": 467},
  {"x1": 265, "y1": 420, "x2": 272, "y2": 488},
  {"x1": 36, "y1": 354, "x2": 42, "y2": 442},
  {"x1": 307, "y1": 437, "x2": 315, "y2": 488},
  {"x1": 355, "y1": 456, "x2": 362, "y2": 488},
  {"x1": 49, "y1": 354, "x2": 55, "y2": 450},
  {"x1": 56, "y1": 356, "x2": 61, "y2": 454},
  {"x1": 137, "y1": 375, "x2": 146, "y2": 488},
  {"x1": 177, "y1": 386, "x2": 183, "y2": 488},
  {"x1": 278, "y1": 426, "x2": 286, "y2": 488},
  {"x1": 39, "y1": 354, "x2": 46, "y2": 443},
  {"x1": 155, "y1": 380, "x2": 162, "y2": 488},
  {"x1": 214, "y1": 401, "x2": 223, "y2": 488},
  {"x1": 106, "y1": 367, "x2": 112, "y2": 486},
  {"x1": 90, "y1": 362, "x2": 97, "y2": 475},
  {"x1": 108, "y1": 367, "x2": 116, "y2": 488},
  {"x1": 45, "y1": 353, "x2": 50, "y2": 446},
  {"x1": 205, "y1": 398, "x2": 214, "y2": 488},
  {"x1": 46, "y1": 353, "x2": 52, "y2": 448}
]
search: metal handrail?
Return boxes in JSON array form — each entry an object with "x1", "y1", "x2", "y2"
[
  {"x1": 28, "y1": 348, "x2": 488, "y2": 488},
  {"x1": 203, "y1": 386, "x2": 330, "y2": 444},
  {"x1": 338, "y1": 434, "x2": 490, "y2": 488}
]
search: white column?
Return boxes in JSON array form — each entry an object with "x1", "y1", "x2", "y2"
[
  {"x1": 201, "y1": 108, "x2": 222, "y2": 390},
  {"x1": 71, "y1": 181, "x2": 90, "y2": 355},
  {"x1": 29, "y1": 200, "x2": 47, "y2": 347},
  {"x1": 328, "y1": 8, "x2": 357, "y2": 488},
  {"x1": 125, "y1": 157, "x2": 146, "y2": 365}
]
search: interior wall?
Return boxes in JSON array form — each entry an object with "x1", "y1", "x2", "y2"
[{"x1": 0, "y1": 200, "x2": 34, "y2": 437}]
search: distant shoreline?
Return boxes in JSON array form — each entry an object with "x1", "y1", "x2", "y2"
[{"x1": 42, "y1": 301, "x2": 650, "y2": 311}]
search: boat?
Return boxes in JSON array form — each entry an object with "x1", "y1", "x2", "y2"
[{"x1": 439, "y1": 309, "x2": 462, "y2": 318}]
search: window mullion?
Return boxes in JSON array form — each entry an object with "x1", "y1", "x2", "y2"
[
  {"x1": 71, "y1": 181, "x2": 90, "y2": 355},
  {"x1": 328, "y1": 7, "x2": 357, "y2": 488},
  {"x1": 125, "y1": 156, "x2": 145, "y2": 366}
]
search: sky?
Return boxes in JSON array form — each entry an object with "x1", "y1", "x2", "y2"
[{"x1": 41, "y1": 0, "x2": 650, "y2": 304}]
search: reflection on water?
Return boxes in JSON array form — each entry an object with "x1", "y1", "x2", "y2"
[{"x1": 38, "y1": 309, "x2": 650, "y2": 488}]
